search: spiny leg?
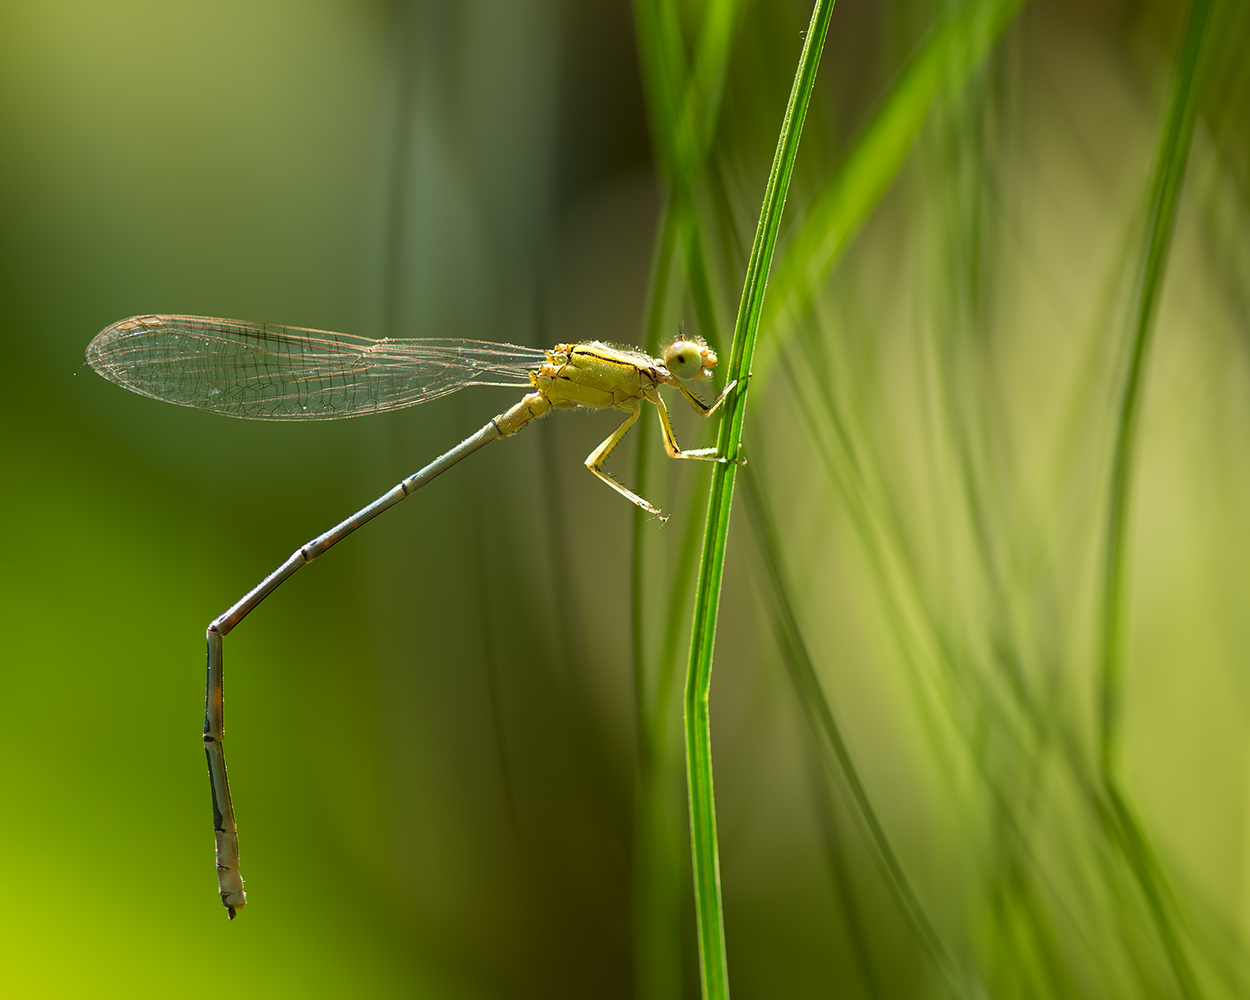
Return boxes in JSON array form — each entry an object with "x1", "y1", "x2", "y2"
[
  {"x1": 652, "y1": 392, "x2": 724, "y2": 461},
  {"x1": 585, "y1": 403, "x2": 668, "y2": 521},
  {"x1": 674, "y1": 376, "x2": 738, "y2": 418},
  {"x1": 663, "y1": 377, "x2": 747, "y2": 462}
]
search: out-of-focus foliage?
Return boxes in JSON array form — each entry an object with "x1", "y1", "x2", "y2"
[{"x1": 1, "y1": 1, "x2": 1247, "y2": 997}]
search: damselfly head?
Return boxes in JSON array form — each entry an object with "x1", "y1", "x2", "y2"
[{"x1": 663, "y1": 338, "x2": 717, "y2": 381}]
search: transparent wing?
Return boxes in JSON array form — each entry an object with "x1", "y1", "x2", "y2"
[{"x1": 86, "y1": 315, "x2": 548, "y2": 421}]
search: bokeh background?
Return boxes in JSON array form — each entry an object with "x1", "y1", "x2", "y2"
[{"x1": 3, "y1": 0, "x2": 1249, "y2": 996}]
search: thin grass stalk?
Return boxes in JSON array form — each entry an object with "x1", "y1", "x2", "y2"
[
  {"x1": 804, "y1": 752, "x2": 885, "y2": 1000},
  {"x1": 1097, "y1": 0, "x2": 1212, "y2": 779},
  {"x1": 683, "y1": 3, "x2": 836, "y2": 996},
  {"x1": 630, "y1": 3, "x2": 744, "y2": 995},
  {"x1": 630, "y1": 2, "x2": 743, "y2": 993},
  {"x1": 1096, "y1": 2, "x2": 1213, "y2": 997},
  {"x1": 740, "y1": 468, "x2": 974, "y2": 998},
  {"x1": 632, "y1": 198, "x2": 682, "y2": 768},
  {"x1": 758, "y1": 0, "x2": 1023, "y2": 381},
  {"x1": 630, "y1": 0, "x2": 742, "y2": 762},
  {"x1": 630, "y1": 199, "x2": 683, "y2": 999}
]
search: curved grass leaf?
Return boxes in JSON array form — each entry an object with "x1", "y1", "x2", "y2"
[
  {"x1": 1097, "y1": 2, "x2": 1214, "y2": 998},
  {"x1": 683, "y1": 2, "x2": 837, "y2": 996},
  {"x1": 756, "y1": 0, "x2": 1023, "y2": 382}
]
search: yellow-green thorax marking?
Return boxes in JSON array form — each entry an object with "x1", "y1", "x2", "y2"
[{"x1": 493, "y1": 338, "x2": 735, "y2": 521}]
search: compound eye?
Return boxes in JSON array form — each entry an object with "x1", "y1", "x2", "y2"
[{"x1": 664, "y1": 340, "x2": 704, "y2": 380}]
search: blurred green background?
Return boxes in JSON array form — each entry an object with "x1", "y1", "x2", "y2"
[{"x1": 2, "y1": 0, "x2": 1249, "y2": 996}]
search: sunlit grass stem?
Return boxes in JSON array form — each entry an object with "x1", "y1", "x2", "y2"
[
  {"x1": 1096, "y1": 2, "x2": 1213, "y2": 998},
  {"x1": 629, "y1": 2, "x2": 743, "y2": 995},
  {"x1": 683, "y1": 2, "x2": 835, "y2": 996}
]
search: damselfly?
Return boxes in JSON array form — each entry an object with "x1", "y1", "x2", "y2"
[{"x1": 86, "y1": 314, "x2": 739, "y2": 918}]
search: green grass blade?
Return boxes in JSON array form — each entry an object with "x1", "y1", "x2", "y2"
[
  {"x1": 741, "y1": 468, "x2": 976, "y2": 998},
  {"x1": 1098, "y1": 0, "x2": 1213, "y2": 778},
  {"x1": 755, "y1": 0, "x2": 1023, "y2": 382},
  {"x1": 684, "y1": 3, "x2": 837, "y2": 997},
  {"x1": 629, "y1": 199, "x2": 683, "y2": 999},
  {"x1": 1096, "y1": 2, "x2": 1214, "y2": 997},
  {"x1": 629, "y1": 4, "x2": 743, "y2": 994}
]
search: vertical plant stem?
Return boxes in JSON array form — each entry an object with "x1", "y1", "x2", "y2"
[
  {"x1": 1098, "y1": 0, "x2": 1211, "y2": 780},
  {"x1": 630, "y1": 198, "x2": 686, "y2": 1000},
  {"x1": 630, "y1": 3, "x2": 742, "y2": 995},
  {"x1": 741, "y1": 468, "x2": 973, "y2": 998},
  {"x1": 1096, "y1": 2, "x2": 1212, "y2": 998},
  {"x1": 683, "y1": 3, "x2": 836, "y2": 997}
]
